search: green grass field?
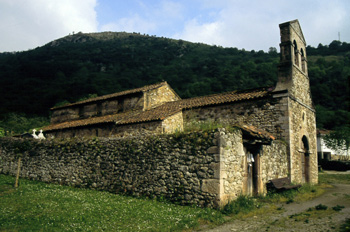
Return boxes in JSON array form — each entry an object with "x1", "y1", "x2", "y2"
[
  {"x1": 0, "y1": 175, "x2": 223, "y2": 231},
  {"x1": 1, "y1": 173, "x2": 348, "y2": 231},
  {"x1": 318, "y1": 172, "x2": 350, "y2": 185}
]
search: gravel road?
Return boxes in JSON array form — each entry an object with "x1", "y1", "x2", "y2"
[{"x1": 199, "y1": 175, "x2": 350, "y2": 232}]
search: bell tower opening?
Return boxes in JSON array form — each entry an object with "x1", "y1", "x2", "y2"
[
  {"x1": 301, "y1": 48, "x2": 307, "y2": 73},
  {"x1": 293, "y1": 40, "x2": 299, "y2": 67}
]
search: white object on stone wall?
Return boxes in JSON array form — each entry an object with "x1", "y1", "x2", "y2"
[
  {"x1": 32, "y1": 129, "x2": 39, "y2": 139},
  {"x1": 247, "y1": 153, "x2": 254, "y2": 163},
  {"x1": 38, "y1": 130, "x2": 46, "y2": 140}
]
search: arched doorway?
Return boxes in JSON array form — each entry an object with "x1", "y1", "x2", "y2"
[{"x1": 301, "y1": 136, "x2": 310, "y2": 183}]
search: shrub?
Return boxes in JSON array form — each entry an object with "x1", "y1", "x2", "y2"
[
  {"x1": 0, "y1": 127, "x2": 4, "y2": 137},
  {"x1": 315, "y1": 204, "x2": 328, "y2": 210},
  {"x1": 221, "y1": 195, "x2": 259, "y2": 215},
  {"x1": 332, "y1": 205, "x2": 345, "y2": 212},
  {"x1": 319, "y1": 160, "x2": 350, "y2": 171},
  {"x1": 339, "y1": 218, "x2": 350, "y2": 232}
]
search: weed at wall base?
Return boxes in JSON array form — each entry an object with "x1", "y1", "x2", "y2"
[{"x1": 221, "y1": 195, "x2": 260, "y2": 215}]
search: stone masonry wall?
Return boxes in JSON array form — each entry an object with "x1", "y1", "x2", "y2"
[
  {"x1": 48, "y1": 121, "x2": 163, "y2": 139},
  {"x1": 0, "y1": 131, "x2": 219, "y2": 208},
  {"x1": 51, "y1": 108, "x2": 80, "y2": 124},
  {"x1": 291, "y1": 69, "x2": 313, "y2": 107},
  {"x1": 182, "y1": 96, "x2": 307, "y2": 185},
  {"x1": 183, "y1": 97, "x2": 287, "y2": 140},
  {"x1": 218, "y1": 129, "x2": 246, "y2": 204},
  {"x1": 144, "y1": 84, "x2": 180, "y2": 110},
  {"x1": 0, "y1": 129, "x2": 288, "y2": 208},
  {"x1": 162, "y1": 112, "x2": 183, "y2": 134},
  {"x1": 216, "y1": 131, "x2": 288, "y2": 205},
  {"x1": 260, "y1": 141, "x2": 289, "y2": 188},
  {"x1": 290, "y1": 99, "x2": 318, "y2": 184}
]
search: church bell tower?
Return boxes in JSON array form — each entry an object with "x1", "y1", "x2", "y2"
[
  {"x1": 274, "y1": 20, "x2": 317, "y2": 184},
  {"x1": 275, "y1": 20, "x2": 309, "y2": 96}
]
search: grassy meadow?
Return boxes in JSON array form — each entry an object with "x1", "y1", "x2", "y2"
[
  {"x1": 318, "y1": 172, "x2": 350, "y2": 185},
  {"x1": 1, "y1": 172, "x2": 349, "y2": 231},
  {"x1": 0, "y1": 175, "x2": 223, "y2": 231}
]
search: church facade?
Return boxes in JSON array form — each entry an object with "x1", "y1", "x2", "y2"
[{"x1": 44, "y1": 20, "x2": 318, "y2": 185}]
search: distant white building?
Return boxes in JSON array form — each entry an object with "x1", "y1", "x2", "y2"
[{"x1": 317, "y1": 130, "x2": 349, "y2": 161}]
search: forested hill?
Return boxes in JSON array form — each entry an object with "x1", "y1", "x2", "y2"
[{"x1": 0, "y1": 32, "x2": 349, "y2": 133}]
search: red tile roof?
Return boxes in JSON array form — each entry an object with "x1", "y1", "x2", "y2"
[
  {"x1": 44, "y1": 86, "x2": 274, "y2": 132},
  {"x1": 157, "y1": 87, "x2": 273, "y2": 111},
  {"x1": 44, "y1": 107, "x2": 182, "y2": 131},
  {"x1": 51, "y1": 81, "x2": 172, "y2": 110},
  {"x1": 239, "y1": 124, "x2": 276, "y2": 140}
]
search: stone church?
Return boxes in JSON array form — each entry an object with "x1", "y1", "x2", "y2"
[{"x1": 44, "y1": 20, "x2": 318, "y2": 186}]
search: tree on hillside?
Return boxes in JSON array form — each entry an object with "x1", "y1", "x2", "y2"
[
  {"x1": 0, "y1": 127, "x2": 4, "y2": 137},
  {"x1": 323, "y1": 126, "x2": 350, "y2": 156},
  {"x1": 0, "y1": 35, "x2": 349, "y2": 134}
]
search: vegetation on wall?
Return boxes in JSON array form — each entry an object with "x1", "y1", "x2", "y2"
[{"x1": 0, "y1": 32, "x2": 349, "y2": 135}]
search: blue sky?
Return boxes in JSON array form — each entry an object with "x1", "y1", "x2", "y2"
[{"x1": 1, "y1": 0, "x2": 349, "y2": 52}]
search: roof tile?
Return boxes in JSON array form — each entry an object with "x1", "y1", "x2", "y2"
[
  {"x1": 52, "y1": 81, "x2": 169, "y2": 110},
  {"x1": 44, "y1": 86, "x2": 273, "y2": 131},
  {"x1": 239, "y1": 124, "x2": 276, "y2": 140}
]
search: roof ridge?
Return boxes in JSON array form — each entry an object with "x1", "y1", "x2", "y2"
[
  {"x1": 178, "y1": 86, "x2": 274, "y2": 102},
  {"x1": 159, "y1": 86, "x2": 273, "y2": 108}
]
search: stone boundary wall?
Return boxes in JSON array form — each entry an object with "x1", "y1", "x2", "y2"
[
  {"x1": 0, "y1": 130, "x2": 225, "y2": 208},
  {"x1": 0, "y1": 129, "x2": 288, "y2": 208},
  {"x1": 49, "y1": 121, "x2": 163, "y2": 139}
]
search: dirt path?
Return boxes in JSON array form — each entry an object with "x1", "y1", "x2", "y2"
[{"x1": 200, "y1": 182, "x2": 350, "y2": 232}]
